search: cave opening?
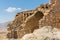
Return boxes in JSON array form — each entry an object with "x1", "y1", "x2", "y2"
[{"x1": 35, "y1": 11, "x2": 44, "y2": 19}]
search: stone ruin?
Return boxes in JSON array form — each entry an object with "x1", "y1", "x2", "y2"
[{"x1": 7, "y1": 0, "x2": 60, "y2": 39}]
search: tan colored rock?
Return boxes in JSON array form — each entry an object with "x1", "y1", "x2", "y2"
[
  {"x1": 7, "y1": 0, "x2": 54, "y2": 39},
  {"x1": 18, "y1": 11, "x2": 44, "y2": 38},
  {"x1": 21, "y1": 26, "x2": 60, "y2": 40},
  {"x1": 39, "y1": 0, "x2": 60, "y2": 29}
]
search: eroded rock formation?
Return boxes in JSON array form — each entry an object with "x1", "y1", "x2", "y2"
[
  {"x1": 21, "y1": 26, "x2": 60, "y2": 40},
  {"x1": 18, "y1": 11, "x2": 44, "y2": 38},
  {"x1": 39, "y1": 0, "x2": 60, "y2": 28},
  {"x1": 7, "y1": 0, "x2": 60, "y2": 39}
]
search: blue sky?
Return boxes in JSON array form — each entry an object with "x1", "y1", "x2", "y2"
[{"x1": 0, "y1": 0, "x2": 50, "y2": 23}]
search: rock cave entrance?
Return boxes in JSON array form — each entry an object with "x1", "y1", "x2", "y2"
[
  {"x1": 30, "y1": 11, "x2": 44, "y2": 32},
  {"x1": 35, "y1": 11, "x2": 44, "y2": 19}
]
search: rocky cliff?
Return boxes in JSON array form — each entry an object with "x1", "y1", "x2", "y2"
[
  {"x1": 39, "y1": 0, "x2": 60, "y2": 28},
  {"x1": 7, "y1": 0, "x2": 60, "y2": 40}
]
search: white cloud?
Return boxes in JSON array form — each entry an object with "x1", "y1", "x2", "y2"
[
  {"x1": 6, "y1": 7, "x2": 21, "y2": 12},
  {"x1": 17, "y1": 8, "x2": 21, "y2": 10}
]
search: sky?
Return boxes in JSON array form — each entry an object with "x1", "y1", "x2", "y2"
[{"x1": 0, "y1": 0, "x2": 50, "y2": 23}]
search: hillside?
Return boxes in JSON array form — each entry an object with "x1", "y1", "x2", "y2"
[{"x1": 7, "y1": 0, "x2": 60, "y2": 40}]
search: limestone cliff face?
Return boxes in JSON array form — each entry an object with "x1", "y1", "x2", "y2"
[
  {"x1": 7, "y1": 3, "x2": 52, "y2": 38},
  {"x1": 39, "y1": 0, "x2": 60, "y2": 29},
  {"x1": 18, "y1": 11, "x2": 44, "y2": 38},
  {"x1": 7, "y1": 0, "x2": 60, "y2": 39}
]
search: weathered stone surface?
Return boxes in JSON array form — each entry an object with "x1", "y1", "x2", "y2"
[
  {"x1": 39, "y1": 0, "x2": 60, "y2": 28},
  {"x1": 7, "y1": 3, "x2": 51, "y2": 38},
  {"x1": 21, "y1": 26, "x2": 60, "y2": 40},
  {"x1": 18, "y1": 11, "x2": 44, "y2": 38},
  {"x1": 7, "y1": 0, "x2": 59, "y2": 39}
]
